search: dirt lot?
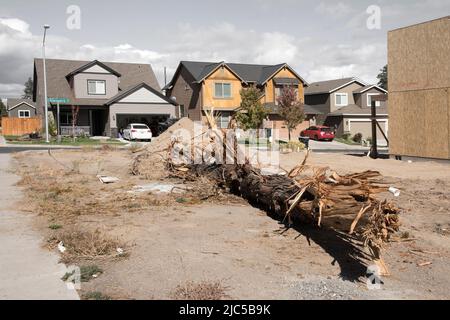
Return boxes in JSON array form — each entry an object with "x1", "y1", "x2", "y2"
[{"x1": 11, "y1": 147, "x2": 450, "y2": 300}]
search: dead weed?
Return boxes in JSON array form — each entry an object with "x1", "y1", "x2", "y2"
[{"x1": 171, "y1": 280, "x2": 229, "y2": 300}]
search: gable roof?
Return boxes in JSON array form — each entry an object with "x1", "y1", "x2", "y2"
[
  {"x1": 65, "y1": 60, "x2": 122, "y2": 78},
  {"x1": 105, "y1": 83, "x2": 177, "y2": 106},
  {"x1": 6, "y1": 99, "x2": 36, "y2": 111},
  {"x1": 305, "y1": 77, "x2": 368, "y2": 95},
  {"x1": 353, "y1": 85, "x2": 388, "y2": 94},
  {"x1": 328, "y1": 104, "x2": 388, "y2": 116},
  {"x1": 33, "y1": 58, "x2": 161, "y2": 106},
  {"x1": 165, "y1": 61, "x2": 308, "y2": 90}
]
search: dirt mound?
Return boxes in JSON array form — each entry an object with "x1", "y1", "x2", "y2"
[{"x1": 132, "y1": 117, "x2": 195, "y2": 179}]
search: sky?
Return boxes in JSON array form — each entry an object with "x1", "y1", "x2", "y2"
[{"x1": 0, "y1": 0, "x2": 449, "y2": 98}]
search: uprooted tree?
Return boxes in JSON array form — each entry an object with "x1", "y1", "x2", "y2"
[{"x1": 133, "y1": 113, "x2": 401, "y2": 275}]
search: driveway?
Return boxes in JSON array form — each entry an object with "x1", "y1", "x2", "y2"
[
  {"x1": 0, "y1": 154, "x2": 79, "y2": 300},
  {"x1": 308, "y1": 140, "x2": 388, "y2": 152}
]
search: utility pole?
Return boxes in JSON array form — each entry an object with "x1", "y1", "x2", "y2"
[{"x1": 42, "y1": 24, "x2": 50, "y2": 143}]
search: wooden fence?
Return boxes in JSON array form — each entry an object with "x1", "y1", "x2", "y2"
[{"x1": 1, "y1": 117, "x2": 42, "y2": 136}]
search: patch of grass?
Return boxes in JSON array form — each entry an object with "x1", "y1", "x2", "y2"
[
  {"x1": 49, "y1": 224, "x2": 62, "y2": 230},
  {"x1": 82, "y1": 291, "x2": 111, "y2": 300},
  {"x1": 176, "y1": 197, "x2": 189, "y2": 204},
  {"x1": 80, "y1": 265, "x2": 103, "y2": 282},
  {"x1": 5, "y1": 136, "x2": 126, "y2": 146},
  {"x1": 55, "y1": 229, "x2": 124, "y2": 263},
  {"x1": 334, "y1": 137, "x2": 360, "y2": 146},
  {"x1": 171, "y1": 280, "x2": 229, "y2": 300}
]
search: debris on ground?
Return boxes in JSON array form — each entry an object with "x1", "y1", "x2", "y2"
[
  {"x1": 129, "y1": 183, "x2": 188, "y2": 194},
  {"x1": 97, "y1": 175, "x2": 120, "y2": 184}
]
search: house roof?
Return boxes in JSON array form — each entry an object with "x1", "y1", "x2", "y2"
[
  {"x1": 6, "y1": 99, "x2": 36, "y2": 111},
  {"x1": 353, "y1": 85, "x2": 388, "y2": 94},
  {"x1": 65, "y1": 60, "x2": 122, "y2": 78},
  {"x1": 305, "y1": 77, "x2": 368, "y2": 95},
  {"x1": 33, "y1": 58, "x2": 161, "y2": 106},
  {"x1": 165, "y1": 61, "x2": 308, "y2": 89},
  {"x1": 327, "y1": 104, "x2": 388, "y2": 116},
  {"x1": 105, "y1": 83, "x2": 177, "y2": 106},
  {"x1": 265, "y1": 103, "x2": 323, "y2": 115}
]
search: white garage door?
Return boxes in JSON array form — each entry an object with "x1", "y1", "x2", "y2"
[{"x1": 349, "y1": 119, "x2": 388, "y2": 145}]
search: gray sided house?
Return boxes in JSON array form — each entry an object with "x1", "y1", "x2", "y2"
[
  {"x1": 33, "y1": 59, "x2": 178, "y2": 137},
  {"x1": 6, "y1": 99, "x2": 37, "y2": 118},
  {"x1": 305, "y1": 78, "x2": 388, "y2": 143}
]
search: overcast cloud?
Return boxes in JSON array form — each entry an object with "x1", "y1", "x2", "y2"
[{"x1": 0, "y1": 0, "x2": 449, "y2": 98}]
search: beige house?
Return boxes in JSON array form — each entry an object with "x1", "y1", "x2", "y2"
[
  {"x1": 305, "y1": 77, "x2": 388, "y2": 144},
  {"x1": 33, "y1": 59, "x2": 178, "y2": 137}
]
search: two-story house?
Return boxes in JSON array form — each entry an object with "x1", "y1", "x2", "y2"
[
  {"x1": 33, "y1": 58, "x2": 178, "y2": 137},
  {"x1": 163, "y1": 61, "x2": 322, "y2": 140},
  {"x1": 305, "y1": 77, "x2": 388, "y2": 143}
]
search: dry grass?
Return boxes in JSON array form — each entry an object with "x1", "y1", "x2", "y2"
[
  {"x1": 49, "y1": 229, "x2": 125, "y2": 263},
  {"x1": 171, "y1": 280, "x2": 229, "y2": 300}
]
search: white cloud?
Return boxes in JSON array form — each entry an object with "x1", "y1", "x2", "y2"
[
  {"x1": 315, "y1": 2, "x2": 354, "y2": 18},
  {"x1": 0, "y1": 17, "x2": 386, "y2": 97}
]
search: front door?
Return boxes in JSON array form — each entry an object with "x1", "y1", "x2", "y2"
[{"x1": 91, "y1": 110, "x2": 106, "y2": 136}]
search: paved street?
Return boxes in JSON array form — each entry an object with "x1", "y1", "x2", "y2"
[{"x1": 0, "y1": 154, "x2": 79, "y2": 300}]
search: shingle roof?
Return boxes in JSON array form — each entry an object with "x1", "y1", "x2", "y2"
[
  {"x1": 328, "y1": 104, "x2": 388, "y2": 116},
  {"x1": 305, "y1": 77, "x2": 367, "y2": 95},
  {"x1": 353, "y1": 85, "x2": 388, "y2": 94},
  {"x1": 33, "y1": 58, "x2": 161, "y2": 106},
  {"x1": 173, "y1": 61, "x2": 307, "y2": 87},
  {"x1": 265, "y1": 103, "x2": 323, "y2": 115},
  {"x1": 6, "y1": 98, "x2": 35, "y2": 110}
]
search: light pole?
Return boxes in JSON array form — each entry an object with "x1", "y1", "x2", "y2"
[{"x1": 42, "y1": 24, "x2": 50, "y2": 143}]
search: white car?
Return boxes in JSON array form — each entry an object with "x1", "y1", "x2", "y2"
[{"x1": 123, "y1": 123, "x2": 152, "y2": 141}]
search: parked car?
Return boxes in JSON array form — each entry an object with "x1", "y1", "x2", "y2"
[
  {"x1": 300, "y1": 126, "x2": 335, "y2": 141},
  {"x1": 157, "y1": 118, "x2": 179, "y2": 136},
  {"x1": 123, "y1": 123, "x2": 152, "y2": 141}
]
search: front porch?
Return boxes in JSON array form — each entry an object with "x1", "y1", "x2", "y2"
[{"x1": 52, "y1": 106, "x2": 109, "y2": 137}]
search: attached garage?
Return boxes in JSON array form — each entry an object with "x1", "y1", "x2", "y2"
[{"x1": 106, "y1": 83, "x2": 177, "y2": 137}]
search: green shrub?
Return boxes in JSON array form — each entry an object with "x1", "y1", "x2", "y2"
[{"x1": 352, "y1": 133, "x2": 363, "y2": 143}]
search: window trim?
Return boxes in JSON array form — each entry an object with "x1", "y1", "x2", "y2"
[
  {"x1": 335, "y1": 93, "x2": 348, "y2": 107},
  {"x1": 214, "y1": 82, "x2": 232, "y2": 99},
  {"x1": 367, "y1": 93, "x2": 381, "y2": 107},
  {"x1": 87, "y1": 79, "x2": 107, "y2": 96},
  {"x1": 18, "y1": 110, "x2": 31, "y2": 118}
]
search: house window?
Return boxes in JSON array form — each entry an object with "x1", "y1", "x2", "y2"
[
  {"x1": 218, "y1": 111, "x2": 232, "y2": 129},
  {"x1": 367, "y1": 93, "x2": 381, "y2": 107},
  {"x1": 335, "y1": 93, "x2": 348, "y2": 107},
  {"x1": 214, "y1": 83, "x2": 232, "y2": 99},
  {"x1": 18, "y1": 110, "x2": 31, "y2": 118},
  {"x1": 275, "y1": 85, "x2": 298, "y2": 105},
  {"x1": 60, "y1": 112, "x2": 72, "y2": 125},
  {"x1": 87, "y1": 80, "x2": 106, "y2": 95}
]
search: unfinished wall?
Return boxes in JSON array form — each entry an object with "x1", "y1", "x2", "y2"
[{"x1": 388, "y1": 16, "x2": 450, "y2": 159}]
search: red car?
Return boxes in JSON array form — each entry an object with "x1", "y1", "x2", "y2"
[{"x1": 300, "y1": 126, "x2": 335, "y2": 141}]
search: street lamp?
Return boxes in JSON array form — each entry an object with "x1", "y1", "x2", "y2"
[{"x1": 42, "y1": 24, "x2": 50, "y2": 143}]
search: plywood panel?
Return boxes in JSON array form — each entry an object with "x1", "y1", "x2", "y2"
[
  {"x1": 390, "y1": 89, "x2": 450, "y2": 159},
  {"x1": 202, "y1": 66, "x2": 242, "y2": 109},
  {"x1": 423, "y1": 89, "x2": 449, "y2": 158},
  {"x1": 388, "y1": 16, "x2": 450, "y2": 92}
]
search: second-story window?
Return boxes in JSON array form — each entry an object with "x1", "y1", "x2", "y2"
[
  {"x1": 214, "y1": 83, "x2": 232, "y2": 99},
  {"x1": 87, "y1": 80, "x2": 106, "y2": 95},
  {"x1": 335, "y1": 93, "x2": 348, "y2": 107}
]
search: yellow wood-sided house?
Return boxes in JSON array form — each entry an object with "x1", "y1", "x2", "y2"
[{"x1": 163, "y1": 61, "x2": 322, "y2": 140}]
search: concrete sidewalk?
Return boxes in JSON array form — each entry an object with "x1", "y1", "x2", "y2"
[{"x1": 0, "y1": 154, "x2": 79, "y2": 300}]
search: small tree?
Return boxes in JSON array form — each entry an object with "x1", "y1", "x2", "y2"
[
  {"x1": 0, "y1": 98, "x2": 7, "y2": 117},
  {"x1": 23, "y1": 77, "x2": 33, "y2": 99},
  {"x1": 377, "y1": 65, "x2": 388, "y2": 90},
  {"x1": 235, "y1": 86, "x2": 267, "y2": 134},
  {"x1": 71, "y1": 105, "x2": 80, "y2": 141},
  {"x1": 277, "y1": 86, "x2": 305, "y2": 141}
]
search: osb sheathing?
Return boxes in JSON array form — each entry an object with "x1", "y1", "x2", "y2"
[{"x1": 388, "y1": 17, "x2": 450, "y2": 159}]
